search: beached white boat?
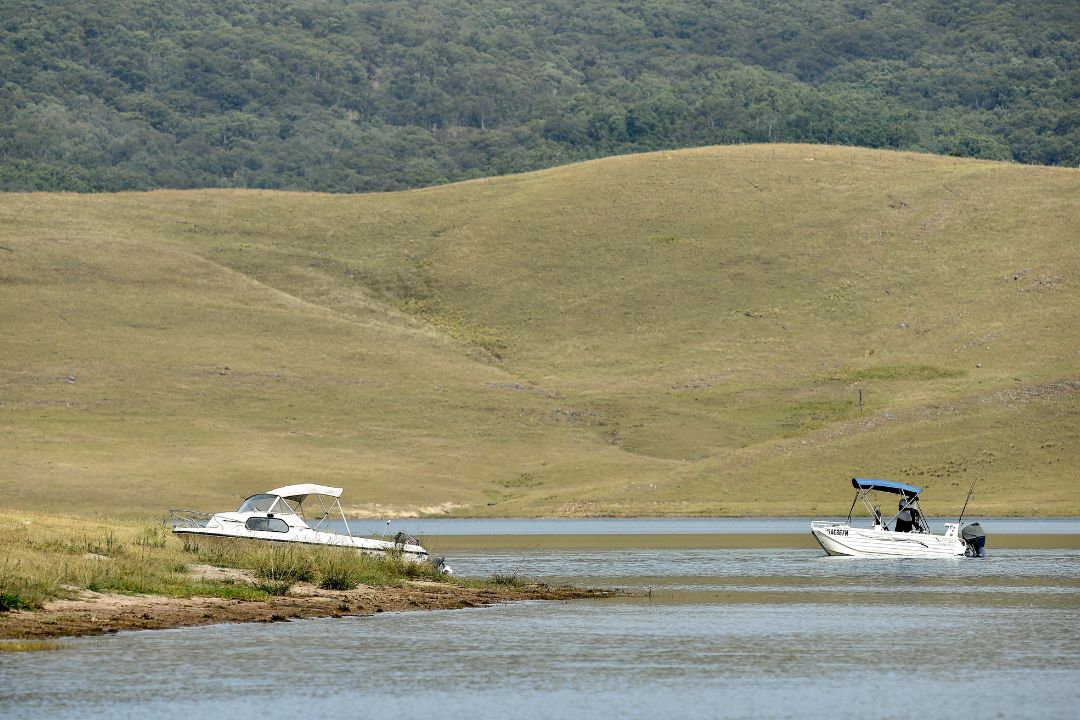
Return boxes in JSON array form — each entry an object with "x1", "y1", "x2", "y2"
[
  {"x1": 170, "y1": 484, "x2": 450, "y2": 572},
  {"x1": 810, "y1": 477, "x2": 987, "y2": 558}
]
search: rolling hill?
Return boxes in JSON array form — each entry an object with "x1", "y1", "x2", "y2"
[{"x1": 1, "y1": 144, "x2": 1078, "y2": 517}]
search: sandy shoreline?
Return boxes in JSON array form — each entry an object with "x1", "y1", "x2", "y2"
[{"x1": 0, "y1": 580, "x2": 613, "y2": 640}]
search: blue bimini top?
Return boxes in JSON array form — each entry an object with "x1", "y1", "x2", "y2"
[{"x1": 851, "y1": 477, "x2": 923, "y2": 495}]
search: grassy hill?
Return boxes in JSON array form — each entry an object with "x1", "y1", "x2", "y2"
[{"x1": 2, "y1": 144, "x2": 1078, "y2": 518}]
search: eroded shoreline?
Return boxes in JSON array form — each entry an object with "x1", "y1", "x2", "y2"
[{"x1": 0, "y1": 580, "x2": 613, "y2": 640}]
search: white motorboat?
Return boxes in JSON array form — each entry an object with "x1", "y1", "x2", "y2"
[
  {"x1": 170, "y1": 484, "x2": 450, "y2": 572},
  {"x1": 810, "y1": 477, "x2": 987, "y2": 558}
]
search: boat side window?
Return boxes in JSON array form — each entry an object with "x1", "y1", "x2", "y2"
[
  {"x1": 245, "y1": 517, "x2": 290, "y2": 533},
  {"x1": 269, "y1": 497, "x2": 296, "y2": 515},
  {"x1": 237, "y1": 494, "x2": 278, "y2": 513}
]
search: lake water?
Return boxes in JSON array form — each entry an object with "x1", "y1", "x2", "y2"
[
  {"x1": 343, "y1": 516, "x2": 1080, "y2": 536},
  {"x1": 3, "y1": 519, "x2": 1079, "y2": 719}
]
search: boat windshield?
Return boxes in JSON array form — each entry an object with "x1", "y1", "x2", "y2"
[{"x1": 236, "y1": 494, "x2": 296, "y2": 514}]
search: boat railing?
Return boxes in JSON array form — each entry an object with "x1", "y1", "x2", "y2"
[{"x1": 168, "y1": 509, "x2": 213, "y2": 529}]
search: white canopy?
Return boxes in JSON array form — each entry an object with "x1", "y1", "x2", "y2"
[{"x1": 266, "y1": 484, "x2": 343, "y2": 500}]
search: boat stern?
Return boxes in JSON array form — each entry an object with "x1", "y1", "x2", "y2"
[{"x1": 960, "y1": 522, "x2": 988, "y2": 557}]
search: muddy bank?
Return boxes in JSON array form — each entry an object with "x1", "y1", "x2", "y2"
[{"x1": 0, "y1": 580, "x2": 613, "y2": 640}]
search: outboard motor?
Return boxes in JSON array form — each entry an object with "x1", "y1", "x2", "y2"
[{"x1": 961, "y1": 522, "x2": 987, "y2": 557}]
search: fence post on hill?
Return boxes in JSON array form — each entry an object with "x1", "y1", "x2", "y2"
[{"x1": 858, "y1": 387, "x2": 864, "y2": 415}]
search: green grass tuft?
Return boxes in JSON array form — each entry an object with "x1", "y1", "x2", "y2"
[
  {"x1": 0, "y1": 592, "x2": 31, "y2": 612},
  {"x1": 489, "y1": 572, "x2": 528, "y2": 587},
  {"x1": 254, "y1": 579, "x2": 294, "y2": 596}
]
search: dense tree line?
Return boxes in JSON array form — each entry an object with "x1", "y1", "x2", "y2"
[{"x1": 1, "y1": 0, "x2": 1076, "y2": 192}]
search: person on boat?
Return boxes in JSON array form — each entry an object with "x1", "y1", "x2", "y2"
[
  {"x1": 908, "y1": 495, "x2": 925, "y2": 532},
  {"x1": 895, "y1": 493, "x2": 920, "y2": 532}
]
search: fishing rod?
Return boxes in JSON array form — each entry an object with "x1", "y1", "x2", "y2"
[{"x1": 957, "y1": 479, "x2": 978, "y2": 525}]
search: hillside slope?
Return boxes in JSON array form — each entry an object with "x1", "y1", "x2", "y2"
[{"x1": 1, "y1": 145, "x2": 1078, "y2": 516}]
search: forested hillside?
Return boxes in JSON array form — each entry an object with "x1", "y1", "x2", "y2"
[{"x1": 1, "y1": 0, "x2": 1077, "y2": 192}]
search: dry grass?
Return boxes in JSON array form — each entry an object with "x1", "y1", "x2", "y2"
[
  {"x1": 183, "y1": 535, "x2": 448, "y2": 591},
  {"x1": 0, "y1": 511, "x2": 449, "y2": 611},
  {"x1": 0, "y1": 513, "x2": 262, "y2": 610},
  {"x1": 1, "y1": 145, "x2": 1078, "y2": 517}
]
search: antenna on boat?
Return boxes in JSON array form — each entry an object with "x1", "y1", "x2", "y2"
[{"x1": 957, "y1": 479, "x2": 977, "y2": 525}]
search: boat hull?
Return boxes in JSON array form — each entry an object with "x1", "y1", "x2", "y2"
[
  {"x1": 810, "y1": 521, "x2": 968, "y2": 558},
  {"x1": 170, "y1": 524, "x2": 427, "y2": 561},
  {"x1": 172, "y1": 517, "x2": 431, "y2": 562}
]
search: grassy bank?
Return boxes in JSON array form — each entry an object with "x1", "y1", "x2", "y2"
[
  {"x1": 1, "y1": 145, "x2": 1078, "y2": 516},
  {"x1": 0, "y1": 511, "x2": 451, "y2": 612},
  {"x1": 0, "y1": 510, "x2": 613, "y2": 641}
]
